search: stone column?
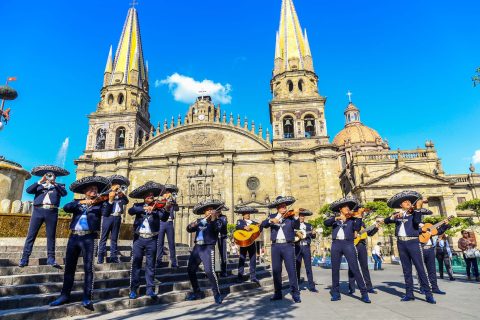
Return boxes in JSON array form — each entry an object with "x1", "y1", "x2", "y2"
[
  {"x1": 223, "y1": 152, "x2": 234, "y2": 223},
  {"x1": 314, "y1": 152, "x2": 342, "y2": 205},
  {"x1": 168, "y1": 156, "x2": 179, "y2": 185},
  {"x1": 273, "y1": 151, "x2": 291, "y2": 196},
  {"x1": 0, "y1": 159, "x2": 31, "y2": 201},
  {"x1": 441, "y1": 194, "x2": 457, "y2": 217}
]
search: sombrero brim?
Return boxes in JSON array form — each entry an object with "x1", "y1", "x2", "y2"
[
  {"x1": 193, "y1": 199, "x2": 225, "y2": 215},
  {"x1": 70, "y1": 176, "x2": 110, "y2": 193},
  {"x1": 330, "y1": 197, "x2": 359, "y2": 212},
  {"x1": 234, "y1": 206, "x2": 259, "y2": 214},
  {"x1": 298, "y1": 209, "x2": 313, "y2": 216},
  {"x1": 31, "y1": 165, "x2": 70, "y2": 177},
  {"x1": 108, "y1": 175, "x2": 130, "y2": 186},
  {"x1": 129, "y1": 182, "x2": 165, "y2": 199},
  {"x1": 267, "y1": 196, "x2": 296, "y2": 209},
  {"x1": 387, "y1": 191, "x2": 422, "y2": 209},
  {"x1": 163, "y1": 184, "x2": 179, "y2": 193}
]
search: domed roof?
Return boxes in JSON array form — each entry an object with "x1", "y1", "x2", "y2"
[{"x1": 333, "y1": 123, "x2": 383, "y2": 147}]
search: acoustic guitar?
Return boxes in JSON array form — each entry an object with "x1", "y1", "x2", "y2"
[
  {"x1": 233, "y1": 224, "x2": 261, "y2": 247},
  {"x1": 353, "y1": 224, "x2": 378, "y2": 246},
  {"x1": 419, "y1": 216, "x2": 453, "y2": 244}
]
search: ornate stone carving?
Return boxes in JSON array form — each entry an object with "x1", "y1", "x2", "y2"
[
  {"x1": 178, "y1": 132, "x2": 224, "y2": 152},
  {"x1": 247, "y1": 176, "x2": 260, "y2": 191}
]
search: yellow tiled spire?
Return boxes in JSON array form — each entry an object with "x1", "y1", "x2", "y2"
[
  {"x1": 275, "y1": 0, "x2": 313, "y2": 74},
  {"x1": 104, "y1": 45, "x2": 113, "y2": 74},
  {"x1": 110, "y1": 7, "x2": 146, "y2": 88}
]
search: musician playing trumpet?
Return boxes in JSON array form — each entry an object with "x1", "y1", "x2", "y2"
[
  {"x1": 295, "y1": 209, "x2": 317, "y2": 292},
  {"x1": 185, "y1": 199, "x2": 226, "y2": 305},
  {"x1": 384, "y1": 190, "x2": 436, "y2": 304},
  {"x1": 234, "y1": 206, "x2": 261, "y2": 285}
]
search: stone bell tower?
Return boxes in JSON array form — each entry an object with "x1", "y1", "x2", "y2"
[
  {"x1": 269, "y1": 0, "x2": 329, "y2": 148},
  {"x1": 84, "y1": 6, "x2": 152, "y2": 157}
]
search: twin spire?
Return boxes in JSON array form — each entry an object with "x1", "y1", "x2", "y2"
[
  {"x1": 274, "y1": 0, "x2": 314, "y2": 76},
  {"x1": 104, "y1": 7, "x2": 147, "y2": 89}
]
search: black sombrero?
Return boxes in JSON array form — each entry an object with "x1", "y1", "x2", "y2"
[
  {"x1": 267, "y1": 196, "x2": 296, "y2": 209},
  {"x1": 330, "y1": 196, "x2": 359, "y2": 212},
  {"x1": 193, "y1": 199, "x2": 225, "y2": 215},
  {"x1": 163, "y1": 184, "x2": 179, "y2": 194},
  {"x1": 31, "y1": 165, "x2": 69, "y2": 177},
  {"x1": 234, "y1": 206, "x2": 259, "y2": 214},
  {"x1": 129, "y1": 182, "x2": 165, "y2": 199},
  {"x1": 70, "y1": 176, "x2": 110, "y2": 193},
  {"x1": 108, "y1": 175, "x2": 130, "y2": 186},
  {"x1": 387, "y1": 190, "x2": 422, "y2": 209},
  {"x1": 298, "y1": 209, "x2": 314, "y2": 216}
]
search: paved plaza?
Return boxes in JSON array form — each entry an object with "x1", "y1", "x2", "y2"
[{"x1": 66, "y1": 264, "x2": 480, "y2": 320}]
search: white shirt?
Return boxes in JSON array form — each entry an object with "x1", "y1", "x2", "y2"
[
  {"x1": 74, "y1": 207, "x2": 90, "y2": 231},
  {"x1": 337, "y1": 227, "x2": 345, "y2": 240},
  {"x1": 398, "y1": 211, "x2": 407, "y2": 237},
  {"x1": 40, "y1": 181, "x2": 53, "y2": 205},
  {"x1": 139, "y1": 217, "x2": 152, "y2": 234},
  {"x1": 245, "y1": 219, "x2": 253, "y2": 226},
  {"x1": 113, "y1": 198, "x2": 123, "y2": 214},
  {"x1": 372, "y1": 245, "x2": 381, "y2": 255}
]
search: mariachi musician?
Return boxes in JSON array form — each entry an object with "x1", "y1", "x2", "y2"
[
  {"x1": 20, "y1": 165, "x2": 69, "y2": 268},
  {"x1": 97, "y1": 175, "x2": 130, "y2": 264},
  {"x1": 234, "y1": 206, "x2": 261, "y2": 285},
  {"x1": 217, "y1": 205, "x2": 229, "y2": 277},
  {"x1": 185, "y1": 199, "x2": 225, "y2": 304},
  {"x1": 384, "y1": 190, "x2": 436, "y2": 304},
  {"x1": 128, "y1": 181, "x2": 170, "y2": 300},
  {"x1": 261, "y1": 196, "x2": 301, "y2": 303},
  {"x1": 295, "y1": 209, "x2": 318, "y2": 292},
  {"x1": 325, "y1": 197, "x2": 371, "y2": 303},
  {"x1": 50, "y1": 176, "x2": 115, "y2": 310},
  {"x1": 156, "y1": 184, "x2": 180, "y2": 269},
  {"x1": 348, "y1": 205, "x2": 380, "y2": 295}
]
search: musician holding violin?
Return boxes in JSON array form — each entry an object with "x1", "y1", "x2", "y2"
[
  {"x1": 348, "y1": 206, "x2": 380, "y2": 295},
  {"x1": 156, "y1": 184, "x2": 180, "y2": 269},
  {"x1": 234, "y1": 206, "x2": 261, "y2": 285},
  {"x1": 325, "y1": 197, "x2": 371, "y2": 303},
  {"x1": 384, "y1": 190, "x2": 436, "y2": 304},
  {"x1": 50, "y1": 176, "x2": 115, "y2": 310},
  {"x1": 185, "y1": 199, "x2": 225, "y2": 305},
  {"x1": 127, "y1": 182, "x2": 171, "y2": 300},
  {"x1": 295, "y1": 209, "x2": 317, "y2": 292},
  {"x1": 260, "y1": 196, "x2": 301, "y2": 303}
]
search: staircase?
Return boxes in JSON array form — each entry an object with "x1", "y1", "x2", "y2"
[{"x1": 0, "y1": 241, "x2": 281, "y2": 320}]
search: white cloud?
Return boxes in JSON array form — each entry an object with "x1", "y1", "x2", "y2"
[
  {"x1": 473, "y1": 150, "x2": 480, "y2": 164},
  {"x1": 155, "y1": 73, "x2": 232, "y2": 104}
]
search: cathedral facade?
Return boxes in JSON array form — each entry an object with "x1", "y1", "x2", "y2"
[{"x1": 75, "y1": 0, "x2": 479, "y2": 245}]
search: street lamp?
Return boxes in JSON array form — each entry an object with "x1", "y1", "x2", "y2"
[{"x1": 0, "y1": 77, "x2": 18, "y2": 131}]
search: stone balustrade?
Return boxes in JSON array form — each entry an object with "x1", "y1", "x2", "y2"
[
  {"x1": 357, "y1": 149, "x2": 430, "y2": 162},
  {"x1": 0, "y1": 199, "x2": 33, "y2": 215}
]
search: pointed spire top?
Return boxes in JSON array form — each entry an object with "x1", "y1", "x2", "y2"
[
  {"x1": 275, "y1": 0, "x2": 310, "y2": 74},
  {"x1": 275, "y1": 31, "x2": 281, "y2": 60},
  {"x1": 110, "y1": 6, "x2": 147, "y2": 88},
  {"x1": 104, "y1": 45, "x2": 113, "y2": 74},
  {"x1": 130, "y1": 0, "x2": 138, "y2": 8},
  {"x1": 304, "y1": 29, "x2": 312, "y2": 57}
]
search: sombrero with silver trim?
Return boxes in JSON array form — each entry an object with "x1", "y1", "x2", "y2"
[
  {"x1": 267, "y1": 196, "x2": 296, "y2": 209},
  {"x1": 234, "y1": 206, "x2": 259, "y2": 214},
  {"x1": 387, "y1": 190, "x2": 422, "y2": 209},
  {"x1": 298, "y1": 209, "x2": 314, "y2": 216},
  {"x1": 330, "y1": 196, "x2": 360, "y2": 212},
  {"x1": 108, "y1": 175, "x2": 130, "y2": 186},
  {"x1": 162, "y1": 184, "x2": 179, "y2": 194},
  {"x1": 69, "y1": 176, "x2": 109, "y2": 193},
  {"x1": 193, "y1": 199, "x2": 225, "y2": 215},
  {"x1": 129, "y1": 182, "x2": 165, "y2": 199},
  {"x1": 31, "y1": 165, "x2": 69, "y2": 177}
]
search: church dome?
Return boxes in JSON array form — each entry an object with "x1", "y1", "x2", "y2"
[{"x1": 333, "y1": 101, "x2": 388, "y2": 149}]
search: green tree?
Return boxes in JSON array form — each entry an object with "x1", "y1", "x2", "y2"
[
  {"x1": 473, "y1": 67, "x2": 480, "y2": 87},
  {"x1": 310, "y1": 204, "x2": 332, "y2": 237},
  {"x1": 423, "y1": 215, "x2": 475, "y2": 237},
  {"x1": 363, "y1": 201, "x2": 396, "y2": 236},
  {"x1": 57, "y1": 208, "x2": 72, "y2": 217},
  {"x1": 227, "y1": 223, "x2": 236, "y2": 239},
  {"x1": 457, "y1": 199, "x2": 480, "y2": 221}
]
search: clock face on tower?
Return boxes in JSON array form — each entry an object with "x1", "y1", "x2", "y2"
[{"x1": 198, "y1": 114, "x2": 206, "y2": 121}]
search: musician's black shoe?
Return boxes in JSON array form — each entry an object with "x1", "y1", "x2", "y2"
[
  {"x1": 348, "y1": 288, "x2": 355, "y2": 295},
  {"x1": 110, "y1": 258, "x2": 120, "y2": 264},
  {"x1": 129, "y1": 291, "x2": 138, "y2": 299},
  {"x1": 308, "y1": 287, "x2": 318, "y2": 293},
  {"x1": 449, "y1": 277, "x2": 456, "y2": 281},
  {"x1": 400, "y1": 295, "x2": 415, "y2": 302},
  {"x1": 214, "y1": 294, "x2": 223, "y2": 304},
  {"x1": 82, "y1": 299, "x2": 94, "y2": 311},
  {"x1": 97, "y1": 258, "x2": 104, "y2": 264},
  {"x1": 146, "y1": 289, "x2": 158, "y2": 299},
  {"x1": 50, "y1": 296, "x2": 69, "y2": 307},
  {"x1": 432, "y1": 289, "x2": 446, "y2": 295},
  {"x1": 367, "y1": 289, "x2": 377, "y2": 294},
  {"x1": 47, "y1": 258, "x2": 62, "y2": 269},
  {"x1": 330, "y1": 294, "x2": 341, "y2": 302},
  {"x1": 419, "y1": 288, "x2": 425, "y2": 295},
  {"x1": 270, "y1": 294, "x2": 283, "y2": 301},
  {"x1": 426, "y1": 296, "x2": 436, "y2": 304},
  {"x1": 186, "y1": 291, "x2": 203, "y2": 301},
  {"x1": 293, "y1": 296, "x2": 301, "y2": 303},
  {"x1": 251, "y1": 278, "x2": 260, "y2": 285},
  {"x1": 361, "y1": 295, "x2": 371, "y2": 304},
  {"x1": 18, "y1": 259, "x2": 28, "y2": 268}
]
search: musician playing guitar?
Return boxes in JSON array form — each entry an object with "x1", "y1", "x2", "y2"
[
  {"x1": 348, "y1": 206, "x2": 380, "y2": 295},
  {"x1": 234, "y1": 206, "x2": 262, "y2": 285},
  {"x1": 295, "y1": 209, "x2": 318, "y2": 292}
]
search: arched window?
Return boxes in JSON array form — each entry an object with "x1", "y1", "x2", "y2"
[
  {"x1": 287, "y1": 80, "x2": 294, "y2": 92},
  {"x1": 198, "y1": 182, "x2": 204, "y2": 196},
  {"x1": 298, "y1": 79, "x2": 304, "y2": 92},
  {"x1": 117, "y1": 93, "x2": 124, "y2": 105},
  {"x1": 205, "y1": 184, "x2": 211, "y2": 196},
  {"x1": 304, "y1": 116, "x2": 316, "y2": 138},
  {"x1": 95, "y1": 128, "x2": 106, "y2": 150},
  {"x1": 283, "y1": 116, "x2": 294, "y2": 138},
  {"x1": 116, "y1": 127, "x2": 126, "y2": 149},
  {"x1": 107, "y1": 94, "x2": 114, "y2": 105},
  {"x1": 137, "y1": 130, "x2": 144, "y2": 146}
]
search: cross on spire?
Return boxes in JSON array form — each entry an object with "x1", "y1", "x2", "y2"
[
  {"x1": 130, "y1": 0, "x2": 138, "y2": 8},
  {"x1": 346, "y1": 90, "x2": 353, "y2": 103}
]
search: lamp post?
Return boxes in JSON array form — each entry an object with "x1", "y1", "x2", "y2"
[{"x1": 0, "y1": 77, "x2": 18, "y2": 131}]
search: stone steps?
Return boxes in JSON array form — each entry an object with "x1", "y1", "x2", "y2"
[{"x1": 0, "y1": 241, "x2": 276, "y2": 320}]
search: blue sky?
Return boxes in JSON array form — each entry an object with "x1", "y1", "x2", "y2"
[{"x1": 1, "y1": 0, "x2": 480, "y2": 202}]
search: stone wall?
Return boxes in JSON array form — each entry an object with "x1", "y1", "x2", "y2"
[{"x1": 0, "y1": 157, "x2": 31, "y2": 201}]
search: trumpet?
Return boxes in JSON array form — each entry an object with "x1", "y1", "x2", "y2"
[
  {"x1": 45, "y1": 172, "x2": 55, "y2": 181},
  {"x1": 100, "y1": 184, "x2": 128, "y2": 196}
]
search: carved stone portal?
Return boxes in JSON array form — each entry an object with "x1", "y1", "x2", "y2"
[{"x1": 178, "y1": 132, "x2": 224, "y2": 152}]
